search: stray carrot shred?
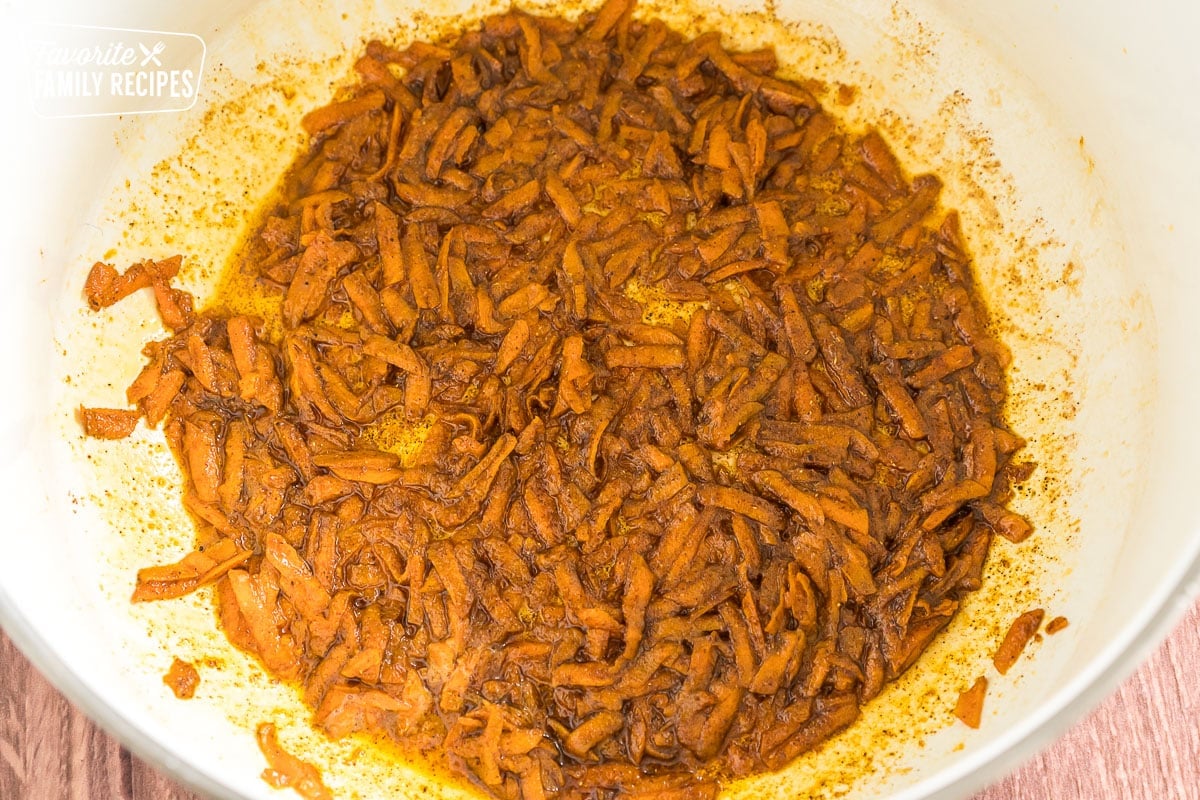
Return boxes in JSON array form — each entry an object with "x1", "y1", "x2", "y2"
[
  {"x1": 954, "y1": 676, "x2": 988, "y2": 729},
  {"x1": 78, "y1": 406, "x2": 140, "y2": 440},
  {"x1": 994, "y1": 609, "x2": 1045, "y2": 675},
  {"x1": 256, "y1": 722, "x2": 332, "y2": 800},
  {"x1": 163, "y1": 657, "x2": 200, "y2": 699}
]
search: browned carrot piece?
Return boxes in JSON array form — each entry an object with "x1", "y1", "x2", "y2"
[
  {"x1": 84, "y1": 256, "x2": 181, "y2": 310},
  {"x1": 753, "y1": 470, "x2": 824, "y2": 526},
  {"x1": 585, "y1": 0, "x2": 633, "y2": 40},
  {"x1": 954, "y1": 676, "x2": 988, "y2": 728},
  {"x1": 256, "y1": 722, "x2": 332, "y2": 800},
  {"x1": 311, "y1": 450, "x2": 402, "y2": 484},
  {"x1": 907, "y1": 344, "x2": 976, "y2": 388},
  {"x1": 697, "y1": 484, "x2": 783, "y2": 530},
  {"x1": 301, "y1": 89, "x2": 386, "y2": 136},
  {"x1": 163, "y1": 657, "x2": 200, "y2": 699},
  {"x1": 482, "y1": 179, "x2": 541, "y2": 220},
  {"x1": 605, "y1": 345, "x2": 685, "y2": 370},
  {"x1": 282, "y1": 233, "x2": 359, "y2": 327},
  {"x1": 544, "y1": 171, "x2": 582, "y2": 227},
  {"x1": 562, "y1": 710, "x2": 624, "y2": 759},
  {"x1": 994, "y1": 609, "x2": 1046, "y2": 675},
  {"x1": 151, "y1": 280, "x2": 193, "y2": 330},
  {"x1": 402, "y1": 223, "x2": 438, "y2": 309},
  {"x1": 78, "y1": 407, "x2": 140, "y2": 439}
]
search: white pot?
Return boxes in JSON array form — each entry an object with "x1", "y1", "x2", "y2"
[{"x1": 0, "y1": 1, "x2": 1197, "y2": 798}]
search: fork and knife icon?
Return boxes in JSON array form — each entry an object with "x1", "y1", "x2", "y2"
[{"x1": 138, "y1": 41, "x2": 165, "y2": 67}]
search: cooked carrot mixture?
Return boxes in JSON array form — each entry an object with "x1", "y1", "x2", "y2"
[
  {"x1": 993, "y1": 609, "x2": 1045, "y2": 675},
  {"x1": 1045, "y1": 615, "x2": 1069, "y2": 635},
  {"x1": 84, "y1": 0, "x2": 1036, "y2": 795},
  {"x1": 953, "y1": 676, "x2": 987, "y2": 729},
  {"x1": 163, "y1": 656, "x2": 201, "y2": 699}
]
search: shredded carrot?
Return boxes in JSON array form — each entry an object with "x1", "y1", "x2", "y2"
[
  {"x1": 994, "y1": 609, "x2": 1046, "y2": 675},
  {"x1": 954, "y1": 676, "x2": 988, "y2": 729},
  {"x1": 162, "y1": 657, "x2": 200, "y2": 699},
  {"x1": 256, "y1": 723, "x2": 332, "y2": 800}
]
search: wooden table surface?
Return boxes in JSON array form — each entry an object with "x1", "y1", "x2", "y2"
[{"x1": 2, "y1": 600, "x2": 1198, "y2": 800}]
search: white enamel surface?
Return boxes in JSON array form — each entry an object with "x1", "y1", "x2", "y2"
[{"x1": 0, "y1": 1, "x2": 1197, "y2": 799}]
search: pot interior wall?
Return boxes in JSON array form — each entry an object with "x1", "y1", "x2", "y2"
[{"x1": 2, "y1": 1, "x2": 1189, "y2": 799}]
